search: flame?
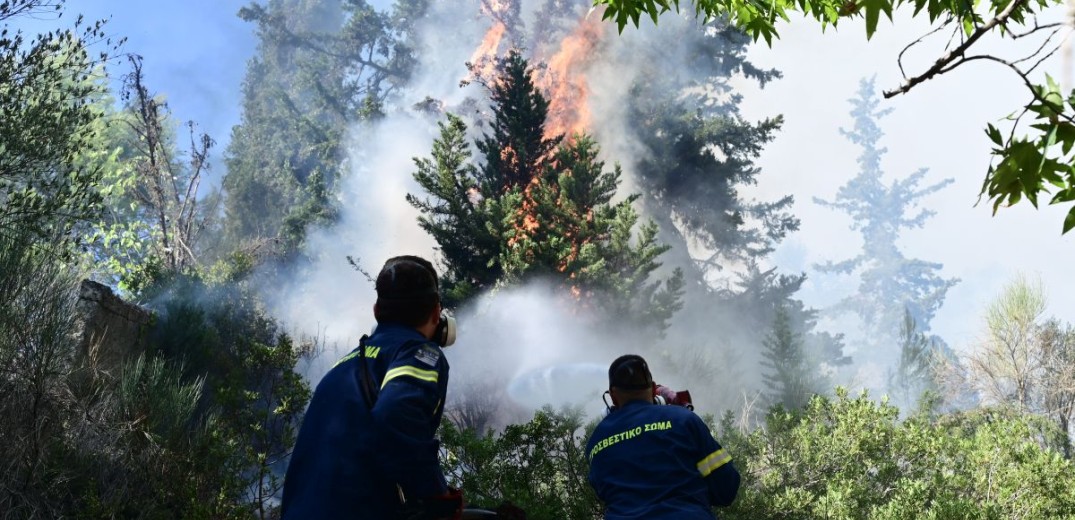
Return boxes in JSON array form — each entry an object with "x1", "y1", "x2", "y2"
[
  {"x1": 468, "y1": 22, "x2": 506, "y2": 84},
  {"x1": 465, "y1": 4, "x2": 607, "y2": 294},
  {"x1": 467, "y1": 0, "x2": 518, "y2": 84},
  {"x1": 536, "y1": 17, "x2": 603, "y2": 140},
  {"x1": 508, "y1": 176, "x2": 542, "y2": 247}
]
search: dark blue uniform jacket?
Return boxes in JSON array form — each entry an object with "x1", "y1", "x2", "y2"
[
  {"x1": 281, "y1": 323, "x2": 450, "y2": 519},
  {"x1": 586, "y1": 400, "x2": 740, "y2": 520}
]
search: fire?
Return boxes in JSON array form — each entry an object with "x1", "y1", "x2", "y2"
[
  {"x1": 467, "y1": 2, "x2": 603, "y2": 139},
  {"x1": 508, "y1": 176, "x2": 542, "y2": 247},
  {"x1": 466, "y1": 3, "x2": 606, "y2": 295},
  {"x1": 467, "y1": 0, "x2": 518, "y2": 84},
  {"x1": 536, "y1": 16, "x2": 603, "y2": 140},
  {"x1": 468, "y1": 22, "x2": 506, "y2": 84}
]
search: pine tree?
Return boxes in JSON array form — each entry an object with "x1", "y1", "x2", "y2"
[
  {"x1": 761, "y1": 305, "x2": 823, "y2": 410},
  {"x1": 409, "y1": 51, "x2": 682, "y2": 331},
  {"x1": 407, "y1": 113, "x2": 502, "y2": 304},
  {"x1": 815, "y1": 77, "x2": 959, "y2": 340},
  {"x1": 628, "y1": 24, "x2": 797, "y2": 280},
  {"x1": 729, "y1": 262, "x2": 850, "y2": 372},
  {"x1": 474, "y1": 51, "x2": 561, "y2": 192}
]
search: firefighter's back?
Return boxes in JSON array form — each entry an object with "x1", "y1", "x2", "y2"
[
  {"x1": 586, "y1": 401, "x2": 721, "y2": 520},
  {"x1": 281, "y1": 328, "x2": 417, "y2": 518}
]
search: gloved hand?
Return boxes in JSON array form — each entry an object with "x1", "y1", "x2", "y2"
[{"x1": 423, "y1": 487, "x2": 464, "y2": 520}]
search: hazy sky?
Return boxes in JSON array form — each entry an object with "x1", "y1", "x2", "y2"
[
  {"x1": 731, "y1": 10, "x2": 1075, "y2": 352},
  {"x1": 11, "y1": 1, "x2": 1073, "y2": 355}
]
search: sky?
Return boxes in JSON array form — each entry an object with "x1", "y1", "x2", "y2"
[
  {"x1": 731, "y1": 10, "x2": 1075, "y2": 352},
  {"x1": 10, "y1": 1, "x2": 1074, "y2": 360},
  {"x1": 10, "y1": 0, "x2": 259, "y2": 184}
]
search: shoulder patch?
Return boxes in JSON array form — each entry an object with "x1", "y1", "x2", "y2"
[{"x1": 414, "y1": 345, "x2": 441, "y2": 367}]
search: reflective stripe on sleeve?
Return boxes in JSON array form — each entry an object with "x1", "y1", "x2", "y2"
[
  {"x1": 381, "y1": 365, "x2": 439, "y2": 388},
  {"x1": 697, "y1": 448, "x2": 731, "y2": 477},
  {"x1": 334, "y1": 351, "x2": 360, "y2": 368}
]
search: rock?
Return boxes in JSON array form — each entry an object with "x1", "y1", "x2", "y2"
[{"x1": 75, "y1": 280, "x2": 153, "y2": 370}]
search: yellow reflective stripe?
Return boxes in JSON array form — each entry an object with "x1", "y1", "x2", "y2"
[
  {"x1": 697, "y1": 449, "x2": 731, "y2": 477},
  {"x1": 334, "y1": 351, "x2": 360, "y2": 368},
  {"x1": 334, "y1": 345, "x2": 380, "y2": 368},
  {"x1": 381, "y1": 366, "x2": 439, "y2": 388}
]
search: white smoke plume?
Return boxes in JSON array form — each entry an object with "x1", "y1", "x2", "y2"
[{"x1": 267, "y1": 0, "x2": 777, "y2": 422}]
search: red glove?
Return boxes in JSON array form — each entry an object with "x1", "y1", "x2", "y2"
[{"x1": 424, "y1": 487, "x2": 464, "y2": 520}]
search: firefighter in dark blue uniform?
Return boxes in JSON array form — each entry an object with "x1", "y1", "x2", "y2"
[
  {"x1": 281, "y1": 256, "x2": 463, "y2": 519},
  {"x1": 587, "y1": 355, "x2": 740, "y2": 520}
]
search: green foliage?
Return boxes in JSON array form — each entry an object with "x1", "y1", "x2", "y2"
[
  {"x1": 0, "y1": 227, "x2": 250, "y2": 518},
  {"x1": 145, "y1": 268, "x2": 312, "y2": 517},
  {"x1": 76, "y1": 91, "x2": 162, "y2": 292},
  {"x1": 408, "y1": 113, "x2": 507, "y2": 304},
  {"x1": 223, "y1": 0, "x2": 428, "y2": 253},
  {"x1": 720, "y1": 389, "x2": 1075, "y2": 519},
  {"x1": 0, "y1": 1, "x2": 116, "y2": 250},
  {"x1": 761, "y1": 305, "x2": 828, "y2": 410},
  {"x1": 79, "y1": 57, "x2": 218, "y2": 294},
  {"x1": 0, "y1": 230, "x2": 83, "y2": 516},
  {"x1": 69, "y1": 354, "x2": 252, "y2": 519},
  {"x1": 969, "y1": 275, "x2": 1047, "y2": 409},
  {"x1": 442, "y1": 393, "x2": 1075, "y2": 519},
  {"x1": 440, "y1": 407, "x2": 602, "y2": 520},
  {"x1": 964, "y1": 275, "x2": 1075, "y2": 455},
  {"x1": 983, "y1": 75, "x2": 1075, "y2": 234},
  {"x1": 501, "y1": 135, "x2": 685, "y2": 332},
  {"x1": 596, "y1": 0, "x2": 1019, "y2": 42}
]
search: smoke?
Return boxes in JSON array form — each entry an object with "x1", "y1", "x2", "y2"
[{"x1": 264, "y1": 0, "x2": 778, "y2": 423}]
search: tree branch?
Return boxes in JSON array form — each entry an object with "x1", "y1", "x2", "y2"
[
  {"x1": 1006, "y1": 18, "x2": 1063, "y2": 39},
  {"x1": 897, "y1": 22, "x2": 949, "y2": 81},
  {"x1": 884, "y1": 0, "x2": 1030, "y2": 98},
  {"x1": 946, "y1": 54, "x2": 1075, "y2": 125}
]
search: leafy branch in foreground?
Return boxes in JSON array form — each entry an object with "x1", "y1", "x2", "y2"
[{"x1": 593, "y1": 0, "x2": 1075, "y2": 233}]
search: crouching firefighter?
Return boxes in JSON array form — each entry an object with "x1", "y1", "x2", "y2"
[
  {"x1": 586, "y1": 355, "x2": 740, "y2": 520},
  {"x1": 282, "y1": 255, "x2": 463, "y2": 519}
]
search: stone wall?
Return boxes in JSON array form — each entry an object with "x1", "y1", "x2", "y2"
[{"x1": 75, "y1": 280, "x2": 153, "y2": 369}]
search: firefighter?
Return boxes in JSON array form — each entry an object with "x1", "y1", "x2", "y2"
[
  {"x1": 281, "y1": 255, "x2": 463, "y2": 519},
  {"x1": 586, "y1": 354, "x2": 740, "y2": 519}
]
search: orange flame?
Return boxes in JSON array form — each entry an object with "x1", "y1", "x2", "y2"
[
  {"x1": 467, "y1": 0, "x2": 517, "y2": 84},
  {"x1": 465, "y1": 4, "x2": 607, "y2": 291},
  {"x1": 508, "y1": 176, "x2": 542, "y2": 247},
  {"x1": 468, "y1": 22, "x2": 506, "y2": 84},
  {"x1": 537, "y1": 17, "x2": 604, "y2": 140}
]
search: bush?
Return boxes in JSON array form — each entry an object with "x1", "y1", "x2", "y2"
[
  {"x1": 440, "y1": 407, "x2": 602, "y2": 520},
  {"x1": 145, "y1": 268, "x2": 311, "y2": 517},
  {"x1": 721, "y1": 389, "x2": 1075, "y2": 519}
]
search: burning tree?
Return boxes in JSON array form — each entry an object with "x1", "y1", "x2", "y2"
[{"x1": 409, "y1": 50, "x2": 683, "y2": 332}]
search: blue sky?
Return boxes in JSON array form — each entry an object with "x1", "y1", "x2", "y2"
[{"x1": 11, "y1": 1, "x2": 258, "y2": 183}]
